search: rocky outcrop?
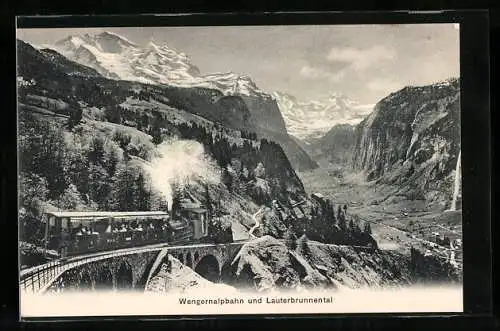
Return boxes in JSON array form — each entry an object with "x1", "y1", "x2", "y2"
[
  {"x1": 231, "y1": 236, "x2": 332, "y2": 292},
  {"x1": 352, "y1": 79, "x2": 460, "y2": 204},
  {"x1": 145, "y1": 256, "x2": 238, "y2": 294}
]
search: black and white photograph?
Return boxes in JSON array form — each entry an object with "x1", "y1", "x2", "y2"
[{"x1": 17, "y1": 21, "x2": 463, "y2": 317}]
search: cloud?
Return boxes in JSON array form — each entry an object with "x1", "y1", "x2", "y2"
[
  {"x1": 299, "y1": 65, "x2": 345, "y2": 82},
  {"x1": 326, "y1": 45, "x2": 396, "y2": 71},
  {"x1": 366, "y1": 78, "x2": 402, "y2": 94}
]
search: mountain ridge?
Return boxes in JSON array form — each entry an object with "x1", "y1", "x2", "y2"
[
  {"x1": 45, "y1": 32, "x2": 317, "y2": 171},
  {"x1": 51, "y1": 31, "x2": 269, "y2": 98},
  {"x1": 272, "y1": 90, "x2": 374, "y2": 143}
]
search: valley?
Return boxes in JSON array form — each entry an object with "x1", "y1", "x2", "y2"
[{"x1": 298, "y1": 161, "x2": 462, "y2": 270}]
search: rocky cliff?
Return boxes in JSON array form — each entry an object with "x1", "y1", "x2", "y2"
[{"x1": 352, "y1": 79, "x2": 461, "y2": 205}]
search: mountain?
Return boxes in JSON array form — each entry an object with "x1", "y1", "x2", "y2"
[
  {"x1": 52, "y1": 32, "x2": 271, "y2": 98},
  {"x1": 53, "y1": 32, "x2": 200, "y2": 83},
  {"x1": 18, "y1": 39, "x2": 461, "y2": 287},
  {"x1": 17, "y1": 39, "x2": 102, "y2": 79},
  {"x1": 18, "y1": 38, "x2": 381, "y2": 252},
  {"x1": 306, "y1": 124, "x2": 357, "y2": 165},
  {"x1": 352, "y1": 78, "x2": 461, "y2": 205},
  {"x1": 272, "y1": 91, "x2": 374, "y2": 143},
  {"x1": 49, "y1": 32, "x2": 317, "y2": 171}
]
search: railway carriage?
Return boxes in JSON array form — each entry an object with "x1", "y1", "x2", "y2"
[{"x1": 42, "y1": 208, "x2": 210, "y2": 258}]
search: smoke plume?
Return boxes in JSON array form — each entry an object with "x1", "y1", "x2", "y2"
[{"x1": 142, "y1": 138, "x2": 220, "y2": 209}]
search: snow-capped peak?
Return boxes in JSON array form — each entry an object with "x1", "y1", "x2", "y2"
[
  {"x1": 273, "y1": 91, "x2": 374, "y2": 142},
  {"x1": 49, "y1": 31, "x2": 271, "y2": 98},
  {"x1": 50, "y1": 32, "x2": 201, "y2": 84},
  {"x1": 96, "y1": 31, "x2": 138, "y2": 47}
]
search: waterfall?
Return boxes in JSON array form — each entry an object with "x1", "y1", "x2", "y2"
[{"x1": 450, "y1": 150, "x2": 461, "y2": 211}]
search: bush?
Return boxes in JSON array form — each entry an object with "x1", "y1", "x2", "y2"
[
  {"x1": 296, "y1": 234, "x2": 311, "y2": 258},
  {"x1": 284, "y1": 226, "x2": 297, "y2": 250}
]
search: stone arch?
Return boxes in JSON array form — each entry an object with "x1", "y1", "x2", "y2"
[
  {"x1": 220, "y1": 262, "x2": 236, "y2": 286},
  {"x1": 116, "y1": 261, "x2": 133, "y2": 290},
  {"x1": 62, "y1": 268, "x2": 80, "y2": 292},
  {"x1": 94, "y1": 267, "x2": 113, "y2": 291},
  {"x1": 136, "y1": 254, "x2": 159, "y2": 290},
  {"x1": 186, "y1": 252, "x2": 193, "y2": 269},
  {"x1": 235, "y1": 264, "x2": 256, "y2": 291},
  {"x1": 194, "y1": 254, "x2": 220, "y2": 283},
  {"x1": 194, "y1": 252, "x2": 200, "y2": 263},
  {"x1": 79, "y1": 270, "x2": 93, "y2": 291}
]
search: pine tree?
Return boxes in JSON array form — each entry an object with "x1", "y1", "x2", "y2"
[
  {"x1": 221, "y1": 166, "x2": 233, "y2": 190},
  {"x1": 136, "y1": 171, "x2": 151, "y2": 211},
  {"x1": 204, "y1": 185, "x2": 213, "y2": 219},
  {"x1": 151, "y1": 125, "x2": 163, "y2": 145},
  {"x1": 297, "y1": 234, "x2": 311, "y2": 258},
  {"x1": 105, "y1": 105, "x2": 121, "y2": 124},
  {"x1": 150, "y1": 112, "x2": 163, "y2": 145},
  {"x1": 87, "y1": 163, "x2": 111, "y2": 209},
  {"x1": 284, "y1": 226, "x2": 297, "y2": 250},
  {"x1": 108, "y1": 164, "x2": 139, "y2": 211},
  {"x1": 353, "y1": 222, "x2": 363, "y2": 238},
  {"x1": 140, "y1": 114, "x2": 149, "y2": 131},
  {"x1": 348, "y1": 219, "x2": 355, "y2": 233},
  {"x1": 329, "y1": 201, "x2": 336, "y2": 223},
  {"x1": 363, "y1": 221, "x2": 372, "y2": 235},
  {"x1": 337, "y1": 206, "x2": 347, "y2": 232},
  {"x1": 68, "y1": 105, "x2": 83, "y2": 129},
  {"x1": 88, "y1": 135, "x2": 106, "y2": 165}
]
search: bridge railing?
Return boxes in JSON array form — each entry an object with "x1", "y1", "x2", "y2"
[
  {"x1": 19, "y1": 248, "x2": 129, "y2": 294},
  {"x1": 19, "y1": 242, "x2": 175, "y2": 294}
]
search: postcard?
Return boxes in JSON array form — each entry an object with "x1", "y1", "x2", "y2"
[{"x1": 17, "y1": 21, "x2": 463, "y2": 318}]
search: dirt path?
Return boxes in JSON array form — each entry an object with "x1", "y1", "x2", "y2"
[{"x1": 249, "y1": 207, "x2": 265, "y2": 238}]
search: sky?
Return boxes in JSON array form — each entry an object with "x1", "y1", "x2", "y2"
[{"x1": 17, "y1": 24, "x2": 460, "y2": 104}]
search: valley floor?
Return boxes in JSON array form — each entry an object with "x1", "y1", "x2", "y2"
[{"x1": 297, "y1": 162, "x2": 462, "y2": 269}]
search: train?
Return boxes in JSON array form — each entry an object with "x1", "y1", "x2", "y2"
[{"x1": 42, "y1": 195, "x2": 211, "y2": 258}]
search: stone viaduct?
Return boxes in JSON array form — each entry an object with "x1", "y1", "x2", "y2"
[{"x1": 21, "y1": 242, "x2": 245, "y2": 294}]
